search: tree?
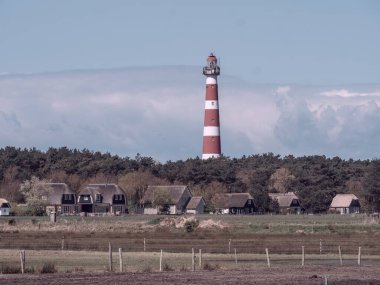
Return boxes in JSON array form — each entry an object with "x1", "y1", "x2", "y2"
[
  {"x1": 19, "y1": 176, "x2": 52, "y2": 215},
  {"x1": 363, "y1": 160, "x2": 380, "y2": 212},
  {"x1": 268, "y1": 167, "x2": 295, "y2": 193}
]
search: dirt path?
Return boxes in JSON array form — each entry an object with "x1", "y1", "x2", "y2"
[{"x1": 1, "y1": 265, "x2": 379, "y2": 285}]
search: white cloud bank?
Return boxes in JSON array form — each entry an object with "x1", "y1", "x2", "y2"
[{"x1": 0, "y1": 68, "x2": 380, "y2": 161}]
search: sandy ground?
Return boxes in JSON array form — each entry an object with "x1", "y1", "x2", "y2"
[{"x1": 1, "y1": 265, "x2": 380, "y2": 285}]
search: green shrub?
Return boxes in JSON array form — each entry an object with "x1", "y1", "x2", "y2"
[
  {"x1": 8, "y1": 219, "x2": 16, "y2": 226},
  {"x1": 184, "y1": 219, "x2": 199, "y2": 233},
  {"x1": 1, "y1": 264, "x2": 21, "y2": 274},
  {"x1": 163, "y1": 263, "x2": 174, "y2": 271},
  {"x1": 39, "y1": 262, "x2": 56, "y2": 274},
  {"x1": 203, "y1": 262, "x2": 220, "y2": 271}
]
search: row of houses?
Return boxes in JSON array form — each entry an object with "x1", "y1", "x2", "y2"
[{"x1": 0, "y1": 182, "x2": 361, "y2": 216}]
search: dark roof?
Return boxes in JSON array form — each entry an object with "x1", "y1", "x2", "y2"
[
  {"x1": 78, "y1": 184, "x2": 126, "y2": 204},
  {"x1": 214, "y1": 193, "x2": 253, "y2": 208},
  {"x1": 42, "y1": 183, "x2": 75, "y2": 205},
  {"x1": 143, "y1": 185, "x2": 189, "y2": 204},
  {"x1": 0, "y1": 198, "x2": 11, "y2": 208},
  {"x1": 268, "y1": 192, "x2": 299, "y2": 208},
  {"x1": 186, "y1": 196, "x2": 205, "y2": 210}
]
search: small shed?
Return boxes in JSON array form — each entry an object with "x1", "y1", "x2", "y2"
[
  {"x1": 268, "y1": 192, "x2": 302, "y2": 214},
  {"x1": 186, "y1": 197, "x2": 206, "y2": 214},
  {"x1": 0, "y1": 199, "x2": 11, "y2": 216},
  {"x1": 213, "y1": 193, "x2": 255, "y2": 215},
  {"x1": 330, "y1": 194, "x2": 360, "y2": 214}
]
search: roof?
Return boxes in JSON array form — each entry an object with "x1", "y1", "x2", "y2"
[
  {"x1": 214, "y1": 193, "x2": 253, "y2": 208},
  {"x1": 78, "y1": 184, "x2": 126, "y2": 204},
  {"x1": 0, "y1": 198, "x2": 11, "y2": 208},
  {"x1": 186, "y1": 196, "x2": 205, "y2": 210},
  {"x1": 330, "y1": 194, "x2": 359, "y2": 208},
  {"x1": 143, "y1": 185, "x2": 189, "y2": 204},
  {"x1": 269, "y1": 192, "x2": 299, "y2": 208},
  {"x1": 40, "y1": 183, "x2": 75, "y2": 205}
]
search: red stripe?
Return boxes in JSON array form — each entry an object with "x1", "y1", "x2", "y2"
[
  {"x1": 203, "y1": 136, "x2": 221, "y2": 154},
  {"x1": 203, "y1": 109, "x2": 220, "y2": 126},
  {"x1": 205, "y1": 84, "x2": 219, "y2": 100}
]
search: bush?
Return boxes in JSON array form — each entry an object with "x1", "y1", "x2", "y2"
[
  {"x1": 1, "y1": 264, "x2": 21, "y2": 274},
  {"x1": 141, "y1": 266, "x2": 152, "y2": 273},
  {"x1": 163, "y1": 263, "x2": 174, "y2": 271},
  {"x1": 147, "y1": 217, "x2": 163, "y2": 225},
  {"x1": 203, "y1": 262, "x2": 221, "y2": 271},
  {"x1": 39, "y1": 262, "x2": 56, "y2": 274},
  {"x1": 8, "y1": 219, "x2": 16, "y2": 226},
  {"x1": 184, "y1": 219, "x2": 199, "y2": 233}
]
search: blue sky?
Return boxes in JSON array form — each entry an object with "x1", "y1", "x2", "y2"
[{"x1": 1, "y1": 1, "x2": 380, "y2": 161}]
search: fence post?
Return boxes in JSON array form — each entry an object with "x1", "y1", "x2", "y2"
[
  {"x1": 192, "y1": 248, "x2": 195, "y2": 271},
  {"x1": 234, "y1": 248, "x2": 237, "y2": 265},
  {"x1": 119, "y1": 248, "x2": 123, "y2": 272},
  {"x1": 159, "y1": 249, "x2": 163, "y2": 272},
  {"x1": 19, "y1": 250, "x2": 24, "y2": 274},
  {"x1": 320, "y1": 239, "x2": 322, "y2": 255},
  {"x1": 144, "y1": 238, "x2": 146, "y2": 252},
  {"x1": 265, "y1": 248, "x2": 270, "y2": 268},
  {"x1": 323, "y1": 275, "x2": 328, "y2": 285},
  {"x1": 338, "y1": 246, "x2": 343, "y2": 265},
  {"x1": 108, "y1": 242, "x2": 113, "y2": 272},
  {"x1": 199, "y1": 249, "x2": 202, "y2": 269},
  {"x1": 302, "y1": 246, "x2": 305, "y2": 266},
  {"x1": 228, "y1": 239, "x2": 231, "y2": 254},
  {"x1": 61, "y1": 236, "x2": 65, "y2": 251},
  {"x1": 358, "y1": 246, "x2": 361, "y2": 266}
]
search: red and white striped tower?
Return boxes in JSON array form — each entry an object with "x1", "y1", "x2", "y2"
[{"x1": 202, "y1": 53, "x2": 221, "y2": 159}]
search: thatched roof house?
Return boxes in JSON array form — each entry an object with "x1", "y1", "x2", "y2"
[
  {"x1": 186, "y1": 196, "x2": 206, "y2": 214},
  {"x1": 330, "y1": 194, "x2": 360, "y2": 214},
  {"x1": 213, "y1": 193, "x2": 255, "y2": 215},
  {"x1": 0, "y1": 198, "x2": 11, "y2": 216},
  {"x1": 77, "y1": 184, "x2": 127, "y2": 215},
  {"x1": 142, "y1": 185, "x2": 192, "y2": 215},
  {"x1": 268, "y1": 192, "x2": 302, "y2": 214},
  {"x1": 42, "y1": 183, "x2": 77, "y2": 215}
]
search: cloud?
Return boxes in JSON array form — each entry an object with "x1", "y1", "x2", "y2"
[{"x1": 0, "y1": 68, "x2": 380, "y2": 161}]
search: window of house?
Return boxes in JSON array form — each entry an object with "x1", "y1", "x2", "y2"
[{"x1": 95, "y1": 194, "x2": 102, "y2": 202}]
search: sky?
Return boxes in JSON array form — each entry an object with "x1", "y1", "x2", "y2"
[{"x1": 1, "y1": 0, "x2": 380, "y2": 161}]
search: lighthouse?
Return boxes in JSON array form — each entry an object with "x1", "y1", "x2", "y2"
[{"x1": 202, "y1": 53, "x2": 221, "y2": 159}]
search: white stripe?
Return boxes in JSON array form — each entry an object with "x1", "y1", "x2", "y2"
[
  {"x1": 202, "y1": 153, "x2": 221, "y2": 159},
  {"x1": 206, "y1": 76, "x2": 217, "y2": 85},
  {"x1": 205, "y1": 100, "x2": 219, "y2": 109},
  {"x1": 203, "y1": 126, "x2": 220, "y2": 136}
]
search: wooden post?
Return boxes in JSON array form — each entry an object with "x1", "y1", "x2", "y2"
[
  {"x1": 319, "y1": 239, "x2": 322, "y2": 255},
  {"x1": 338, "y1": 246, "x2": 343, "y2": 265},
  {"x1": 302, "y1": 246, "x2": 305, "y2": 266},
  {"x1": 108, "y1": 242, "x2": 113, "y2": 272},
  {"x1": 228, "y1": 239, "x2": 231, "y2": 254},
  {"x1": 323, "y1": 275, "x2": 328, "y2": 285},
  {"x1": 265, "y1": 248, "x2": 270, "y2": 268},
  {"x1": 159, "y1": 249, "x2": 163, "y2": 272},
  {"x1": 119, "y1": 248, "x2": 123, "y2": 272},
  {"x1": 199, "y1": 249, "x2": 202, "y2": 269},
  {"x1": 234, "y1": 248, "x2": 237, "y2": 265},
  {"x1": 61, "y1": 236, "x2": 65, "y2": 251},
  {"x1": 358, "y1": 246, "x2": 361, "y2": 266},
  {"x1": 19, "y1": 250, "x2": 24, "y2": 274},
  {"x1": 192, "y1": 248, "x2": 195, "y2": 271},
  {"x1": 144, "y1": 238, "x2": 146, "y2": 252}
]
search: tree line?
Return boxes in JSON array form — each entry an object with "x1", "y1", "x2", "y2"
[{"x1": 0, "y1": 146, "x2": 379, "y2": 213}]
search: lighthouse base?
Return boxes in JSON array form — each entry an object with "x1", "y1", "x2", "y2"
[{"x1": 202, "y1": 153, "x2": 221, "y2": 160}]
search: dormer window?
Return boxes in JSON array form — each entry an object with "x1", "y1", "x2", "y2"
[{"x1": 95, "y1": 194, "x2": 102, "y2": 202}]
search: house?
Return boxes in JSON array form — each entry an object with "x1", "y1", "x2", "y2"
[
  {"x1": 186, "y1": 196, "x2": 206, "y2": 214},
  {"x1": 213, "y1": 193, "x2": 255, "y2": 214},
  {"x1": 142, "y1": 185, "x2": 192, "y2": 215},
  {"x1": 330, "y1": 194, "x2": 360, "y2": 214},
  {"x1": 77, "y1": 184, "x2": 127, "y2": 215},
  {"x1": 268, "y1": 192, "x2": 302, "y2": 214},
  {"x1": 0, "y1": 199, "x2": 11, "y2": 216},
  {"x1": 43, "y1": 183, "x2": 78, "y2": 215}
]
